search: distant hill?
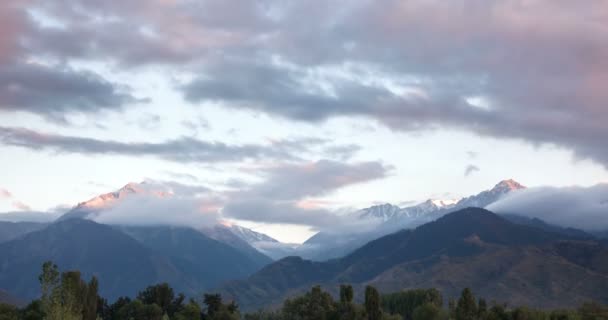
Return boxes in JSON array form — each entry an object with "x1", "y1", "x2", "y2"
[
  {"x1": 0, "y1": 221, "x2": 48, "y2": 243},
  {"x1": 0, "y1": 289, "x2": 23, "y2": 307},
  {"x1": 219, "y1": 208, "x2": 608, "y2": 310},
  {"x1": 0, "y1": 219, "x2": 270, "y2": 301},
  {"x1": 121, "y1": 225, "x2": 271, "y2": 289},
  {"x1": 0, "y1": 219, "x2": 180, "y2": 300}
]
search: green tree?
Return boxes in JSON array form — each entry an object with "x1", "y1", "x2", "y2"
[
  {"x1": 137, "y1": 283, "x2": 175, "y2": 316},
  {"x1": 21, "y1": 300, "x2": 45, "y2": 320},
  {"x1": 204, "y1": 294, "x2": 223, "y2": 317},
  {"x1": 0, "y1": 303, "x2": 19, "y2": 320},
  {"x1": 365, "y1": 286, "x2": 382, "y2": 320},
  {"x1": 339, "y1": 285, "x2": 357, "y2": 320},
  {"x1": 83, "y1": 277, "x2": 99, "y2": 320},
  {"x1": 413, "y1": 303, "x2": 445, "y2": 320},
  {"x1": 283, "y1": 285, "x2": 336, "y2": 320},
  {"x1": 38, "y1": 261, "x2": 60, "y2": 319},
  {"x1": 382, "y1": 288, "x2": 443, "y2": 320},
  {"x1": 578, "y1": 302, "x2": 608, "y2": 320},
  {"x1": 175, "y1": 299, "x2": 202, "y2": 320},
  {"x1": 455, "y1": 288, "x2": 477, "y2": 320}
]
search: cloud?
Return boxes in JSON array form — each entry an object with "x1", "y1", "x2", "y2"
[
  {"x1": 0, "y1": 63, "x2": 143, "y2": 121},
  {"x1": 0, "y1": 188, "x2": 12, "y2": 199},
  {"x1": 91, "y1": 194, "x2": 222, "y2": 228},
  {"x1": 222, "y1": 160, "x2": 391, "y2": 227},
  {"x1": 0, "y1": 211, "x2": 60, "y2": 223},
  {"x1": 3, "y1": 0, "x2": 606, "y2": 168},
  {"x1": 0, "y1": 126, "x2": 310, "y2": 163},
  {"x1": 487, "y1": 184, "x2": 608, "y2": 231},
  {"x1": 12, "y1": 201, "x2": 31, "y2": 211},
  {"x1": 464, "y1": 164, "x2": 480, "y2": 177}
]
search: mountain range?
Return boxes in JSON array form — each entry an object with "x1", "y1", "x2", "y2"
[
  {"x1": 1, "y1": 178, "x2": 606, "y2": 309},
  {"x1": 297, "y1": 179, "x2": 527, "y2": 261},
  {"x1": 219, "y1": 208, "x2": 608, "y2": 310}
]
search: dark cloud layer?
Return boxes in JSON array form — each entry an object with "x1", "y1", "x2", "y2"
[
  {"x1": 0, "y1": 126, "x2": 297, "y2": 163},
  {"x1": 1, "y1": 0, "x2": 607, "y2": 169},
  {"x1": 0, "y1": 63, "x2": 140, "y2": 121}
]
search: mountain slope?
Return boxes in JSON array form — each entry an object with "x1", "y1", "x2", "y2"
[
  {"x1": 200, "y1": 225, "x2": 273, "y2": 264},
  {"x1": 0, "y1": 221, "x2": 48, "y2": 243},
  {"x1": 122, "y1": 226, "x2": 270, "y2": 289},
  {"x1": 0, "y1": 219, "x2": 183, "y2": 300},
  {"x1": 220, "y1": 208, "x2": 608, "y2": 310}
]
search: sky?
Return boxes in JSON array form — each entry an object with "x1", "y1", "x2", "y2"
[{"x1": 1, "y1": 0, "x2": 607, "y2": 243}]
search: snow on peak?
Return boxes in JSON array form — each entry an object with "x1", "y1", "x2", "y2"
[
  {"x1": 358, "y1": 203, "x2": 402, "y2": 221},
  {"x1": 229, "y1": 224, "x2": 279, "y2": 243},
  {"x1": 492, "y1": 179, "x2": 526, "y2": 193},
  {"x1": 77, "y1": 182, "x2": 171, "y2": 210}
]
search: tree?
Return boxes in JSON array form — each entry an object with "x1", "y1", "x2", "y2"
[
  {"x1": 83, "y1": 276, "x2": 99, "y2": 320},
  {"x1": 137, "y1": 283, "x2": 175, "y2": 316},
  {"x1": 340, "y1": 285, "x2": 354, "y2": 304},
  {"x1": 382, "y1": 288, "x2": 443, "y2": 320},
  {"x1": 455, "y1": 288, "x2": 477, "y2": 320},
  {"x1": 413, "y1": 303, "x2": 445, "y2": 320},
  {"x1": 365, "y1": 286, "x2": 382, "y2": 320},
  {"x1": 0, "y1": 303, "x2": 19, "y2": 320},
  {"x1": 283, "y1": 285, "x2": 336, "y2": 320},
  {"x1": 21, "y1": 300, "x2": 45, "y2": 320},
  {"x1": 38, "y1": 261, "x2": 60, "y2": 319},
  {"x1": 175, "y1": 299, "x2": 202, "y2": 320},
  {"x1": 204, "y1": 294, "x2": 223, "y2": 317}
]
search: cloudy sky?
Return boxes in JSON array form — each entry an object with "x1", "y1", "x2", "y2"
[{"x1": 1, "y1": 0, "x2": 607, "y2": 242}]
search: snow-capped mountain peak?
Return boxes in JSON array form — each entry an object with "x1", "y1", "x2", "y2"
[
  {"x1": 491, "y1": 179, "x2": 526, "y2": 193},
  {"x1": 76, "y1": 182, "x2": 171, "y2": 210},
  {"x1": 229, "y1": 224, "x2": 279, "y2": 243},
  {"x1": 358, "y1": 203, "x2": 402, "y2": 221}
]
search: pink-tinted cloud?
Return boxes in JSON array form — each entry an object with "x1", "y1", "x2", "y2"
[
  {"x1": 0, "y1": 188, "x2": 12, "y2": 199},
  {"x1": 12, "y1": 200, "x2": 31, "y2": 211}
]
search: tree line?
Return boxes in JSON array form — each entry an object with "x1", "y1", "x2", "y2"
[{"x1": 0, "y1": 261, "x2": 606, "y2": 320}]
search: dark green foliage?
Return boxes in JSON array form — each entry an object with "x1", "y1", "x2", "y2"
[
  {"x1": 37, "y1": 262, "x2": 100, "y2": 320},
  {"x1": 365, "y1": 285, "x2": 382, "y2": 320},
  {"x1": 382, "y1": 288, "x2": 443, "y2": 320},
  {"x1": 0, "y1": 303, "x2": 19, "y2": 320},
  {"x1": 455, "y1": 288, "x2": 477, "y2": 320},
  {"x1": 116, "y1": 299, "x2": 163, "y2": 320},
  {"x1": 20, "y1": 300, "x2": 44, "y2": 320},
  {"x1": 283, "y1": 285, "x2": 337, "y2": 320},
  {"x1": 202, "y1": 293, "x2": 240, "y2": 320},
  {"x1": 578, "y1": 302, "x2": 608, "y2": 320},
  {"x1": 2, "y1": 262, "x2": 608, "y2": 320},
  {"x1": 137, "y1": 282, "x2": 185, "y2": 316},
  {"x1": 412, "y1": 303, "x2": 446, "y2": 320},
  {"x1": 174, "y1": 299, "x2": 202, "y2": 320}
]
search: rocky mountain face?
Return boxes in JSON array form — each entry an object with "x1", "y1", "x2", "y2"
[{"x1": 219, "y1": 208, "x2": 608, "y2": 310}]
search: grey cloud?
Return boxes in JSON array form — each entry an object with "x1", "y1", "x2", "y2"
[
  {"x1": 5, "y1": 0, "x2": 608, "y2": 169},
  {"x1": 0, "y1": 63, "x2": 143, "y2": 121},
  {"x1": 246, "y1": 160, "x2": 390, "y2": 201},
  {"x1": 92, "y1": 194, "x2": 222, "y2": 228},
  {"x1": 0, "y1": 211, "x2": 60, "y2": 223},
  {"x1": 487, "y1": 184, "x2": 608, "y2": 231},
  {"x1": 0, "y1": 126, "x2": 302, "y2": 163},
  {"x1": 222, "y1": 160, "x2": 390, "y2": 227},
  {"x1": 464, "y1": 164, "x2": 480, "y2": 177}
]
